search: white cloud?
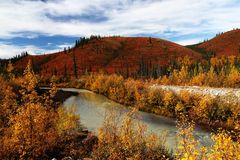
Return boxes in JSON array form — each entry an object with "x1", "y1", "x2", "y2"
[
  {"x1": 176, "y1": 38, "x2": 203, "y2": 46},
  {"x1": 56, "y1": 43, "x2": 73, "y2": 50},
  {"x1": 0, "y1": 42, "x2": 60, "y2": 59},
  {"x1": 0, "y1": 0, "x2": 239, "y2": 38},
  {"x1": 0, "y1": 0, "x2": 240, "y2": 58}
]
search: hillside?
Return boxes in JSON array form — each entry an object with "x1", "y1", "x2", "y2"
[
  {"x1": 189, "y1": 29, "x2": 240, "y2": 57},
  {"x1": 14, "y1": 36, "x2": 201, "y2": 77}
]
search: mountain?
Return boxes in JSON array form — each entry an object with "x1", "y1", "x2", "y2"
[
  {"x1": 14, "y1": 36, "x2": 201, "y2": 77},
  {"x1": 188, "y1": 29, "x2": 240, "y2": 57}
]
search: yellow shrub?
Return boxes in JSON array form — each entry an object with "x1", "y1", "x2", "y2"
[
  {"x1": 175, "y1": 102, "x2": 185, "y2": 113},
  {"x1": 106, "y1": 75, "x2": 125, "y2": 103},
  {"x1": 208, "y1": 132, "x2": 240, "y2": 160},
  {"x1": 163, "y1": 91, "x2": 177, "y2": 112},
  {"x1": 56, "y1": 106, "x2": 80, "y2": 136},
  {"x1": 176, "y1": 122, "x2": 200, "y2": 160},
  {"x1": 179, "y1": 91, "x2": 192, "y2": 106},
  {"x1": 192, "y1": 96, "x2": 212, "y2": 121},
  {"x1": 124, "y1": 79, "x2": 138, "y2": 106},
  {"x1": 147, "y1": 88, "x2": 163, "y2": 106},
  {"x1": 90, "y1": 74, "x2": 108, "y2": 94},
  {"x1": 190, "y1": 73, "x2": 206, "y2": 86},
  {"x1": 160, "y1": 75, "x2": 171, "y2": 85},
  {"x1": 225, "y1": 66, "x2": 240, "y2": 87},
  {"x1": 93, "y1": 110, "x2": 172, "y2": 160},
  {"x1": 4, "y1": 103, "x2": 57, "y2": 159},
  {"x1": 177, "y1": 121, "x2": 240, "y2": 160}
]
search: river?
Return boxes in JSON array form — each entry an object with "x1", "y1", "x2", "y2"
[{"x1": 60, "y1": 88, "x2": 212, "y2": 153}]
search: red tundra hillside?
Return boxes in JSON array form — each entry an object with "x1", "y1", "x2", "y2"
[
  {"x1": 197, "y1": 29, "x2": 240, "y2": 57},
  {"x1": 14, "y1": 36, "x2": 201, "y2": 77}
]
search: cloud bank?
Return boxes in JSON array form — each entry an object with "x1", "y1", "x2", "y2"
[{"x1": 0, "y1": 0, "x2": 240, "y2": 58}]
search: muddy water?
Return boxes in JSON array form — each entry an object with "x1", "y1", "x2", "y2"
[{"x1": 62, "y1": 88, "x2": 212, "y2": 152}]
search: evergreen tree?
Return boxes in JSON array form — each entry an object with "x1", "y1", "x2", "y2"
[
  {"x1": 75, "y1": 40, "x2": 78, "y2": 48},
  {"x1": 149, "y1": 37, "x2": 152, "y2": 44},
  {"x1": 54, "y1": 67, "x2": 57, "y2": 76},
  {"x1": 64, "y1": 47, "x2": 67, "y2": 54},
  {"x1": 139, "y1": 55, "x2": 145, "y2": 77},
  {"x1": 72, "y1": 52, "x2": 78, "y2": 79},
  {"x1": 64, "y1": 62, "x2": 67, "y2": 79},
  {"x1": 6, "y1": 61, "x2": 14, "y2": 80},
  {"x1": 126, "y1": 62, "x2": 129, "y2": 78}
]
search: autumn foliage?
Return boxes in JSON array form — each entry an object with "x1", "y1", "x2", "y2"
[
  {"x1": 0, "y1": 61, "x2": 95, "y2": 159},
  {"x1": 92, "y1": 110, "x2": 172, "y2": 160},
  {"x1": 74, "y1": 73, "x2": 240, "y2": 134},
  {"x1": 177, "y1": 118, "x2": 240, "y2": 160},
  {"x1": 1, "y1": 61, "x2": 240, "y2": 159}
]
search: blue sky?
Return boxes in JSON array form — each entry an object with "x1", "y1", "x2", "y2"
[{"x1": 0, "y1": 0, "x2": 240, "y2": 58}]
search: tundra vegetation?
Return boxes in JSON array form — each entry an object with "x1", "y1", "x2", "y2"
[
  {"x1": 0, "y1": 62, "x2": 96, "y2": 159},
  {"x1": 0, "y1": 60, "x2": 240, "y2": 159},
  {"x1": 61, "y1": 73, "x2": 240, "y2": 133},
  {"x1": 35, "y1": 54, "x2": 240, "y2": 88}
]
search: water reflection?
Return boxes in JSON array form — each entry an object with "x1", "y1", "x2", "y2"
[{"x1": 63, "y1": 88, "x2": 212, "y2": 152}]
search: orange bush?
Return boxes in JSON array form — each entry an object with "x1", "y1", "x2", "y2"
[{"x1": 92, "y1": 110, "x2": 172, "y2": 160}]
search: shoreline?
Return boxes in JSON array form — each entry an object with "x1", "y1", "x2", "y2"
[
  {"x1": 39, "y1": 86, "x2": 213, "y2": 133},
  {"x1": 39, "y1": 86, "x2": 239, "y2": 140}
]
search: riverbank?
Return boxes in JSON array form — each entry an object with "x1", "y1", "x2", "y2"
[
  {"x1": 47, "y1": 74, "x2": 240, "y2": 136},
  {"x1": 38, "y1": 86, "x2": 221, "y2": 134},
  {"x1": 39, "y1": 87, "x2": 175, "y2": 159},
  {"x1": 151, "y1": 84, "x2": 240, "y2": 104},
  {"x1": 37, "y1": 88, "x2": 79, "y2": 104},
  {"x1": 62, "y1": 88, "x2": 212, "y2": 151},
  {"x1": 4, "y1": 62, "x2": 239, "y2": 159},
  {"x1": 37, "y1": 86, "x2": 240, "y2": 159}
]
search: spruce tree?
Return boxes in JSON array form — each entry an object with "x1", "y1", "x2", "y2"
[
  {"x1": 64, "y1": 62, "x2": 67, "y2": 79},
  {"x1": 72, "y1": 52, "x2": 78, "y2": 79}
]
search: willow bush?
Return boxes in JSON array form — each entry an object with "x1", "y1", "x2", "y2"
[{"x1": 92, "y1": 110, "x2": 173, "y2": 160}]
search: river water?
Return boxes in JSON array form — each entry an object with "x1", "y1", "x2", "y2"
[{"x1": 61, "y1": 88, "x2": 212, "y2": 153}]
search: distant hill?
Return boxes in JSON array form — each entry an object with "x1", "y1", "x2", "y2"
[
  {"x1": 187, "y1": 29, "x2": 240, "y2": 57},
  {"x1": 14, "y1": 36, "x2": 201, "y2": 77}
]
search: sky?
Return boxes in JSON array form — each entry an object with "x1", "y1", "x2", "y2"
[{"x1": 0, "y1": 0, "x2": 240, "y2": 59}]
